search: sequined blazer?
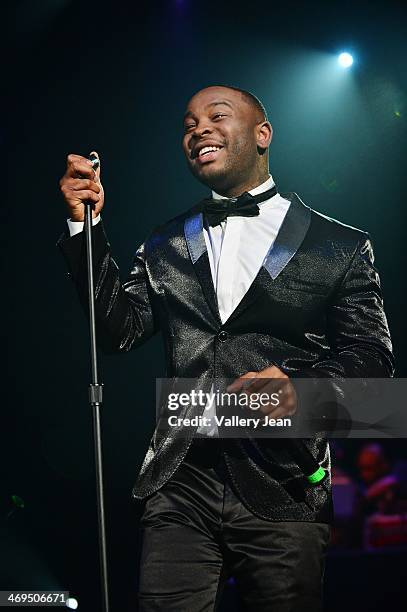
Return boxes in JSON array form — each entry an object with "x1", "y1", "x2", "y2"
[{"x1": 58, "y1": 192, "x2": 394, "y2": 523}]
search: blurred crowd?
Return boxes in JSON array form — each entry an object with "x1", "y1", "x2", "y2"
[{"x1": 331, "y1": 441, "x2": 407, "y2": 550}]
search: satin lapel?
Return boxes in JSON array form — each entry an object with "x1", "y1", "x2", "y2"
[
  {"x1": 263, "y1": 192, "x2": 311, "y2": 279},
  {"x1": 184, "y1": 212, "x2": 221, "y2": 324},
  {"x1": 225, "y1": 193, "x2": 311, "y2": 325}
]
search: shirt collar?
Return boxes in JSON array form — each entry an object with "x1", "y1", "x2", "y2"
[{"x1": 211, "y1": 175, "x2": 276, "y2": 201}]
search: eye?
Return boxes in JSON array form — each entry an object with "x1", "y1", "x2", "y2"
[
  {"x1": 184, "y1": 124, "x2": 196, "y2": 132},
  {"x1": 213, "y1": 113, "x2": 226, "y2": 120}
]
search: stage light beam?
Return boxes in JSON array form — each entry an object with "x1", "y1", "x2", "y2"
[{"x1": 338, "y1": 52, "x2": 354, "y2": 68}]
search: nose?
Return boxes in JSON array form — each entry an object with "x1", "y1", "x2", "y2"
[
  {"x1": 191, "y1": 121, "x2": 213, "y2": 139},
  {"x1": 184, "y1": 117, "x2": 215, "y2": 158},
  {"x1": 188, "y1": 124, "x2": 213, "y2": 157}
]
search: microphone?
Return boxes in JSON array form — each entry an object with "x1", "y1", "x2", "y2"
[
  {"x1": 82, "y1": 153, "x2": 100, "y2": 213},
  {"x1": 285, "y1": 439, "x2": 326, "y2": 484},
  {"x1": 88, "y1": 152, "x2": 100, "y2": 171}
]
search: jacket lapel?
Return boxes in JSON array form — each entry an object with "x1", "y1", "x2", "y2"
[
  {"x1": 183, "y1": 192, "x2": 311, "y2": 327},
  {"x1": 184, "y1": 212, "x2": 221, "y2": 324},
  {"x1": 225, "y1": 193, "x2": 311, "y2": 325},
  {"x1": 263, "y1": 192, "x2": 311, "y2": 280}
]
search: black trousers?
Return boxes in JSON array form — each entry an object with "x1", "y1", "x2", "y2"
[{"x1": 137, "y1": 439, "x2": 331, "y2": 612}]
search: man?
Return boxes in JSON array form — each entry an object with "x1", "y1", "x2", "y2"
[
  {"x1": 357, "y1": 443, "x2": 400, "y2": 515},
  {"x1": 58, "y1": 85, "x2": 394, "y2": 611}
]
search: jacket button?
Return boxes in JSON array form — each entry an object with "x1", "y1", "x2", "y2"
[{"x1": 217, "y1": 330, "x2": 229, "y2": 342}]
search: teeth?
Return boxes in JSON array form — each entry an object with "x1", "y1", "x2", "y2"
[{"x1": 198, "y1": 146, "x2": 221, "y2": 157}]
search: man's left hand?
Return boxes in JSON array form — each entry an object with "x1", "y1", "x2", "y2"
[{"x1": 226, "y1": 365, "x2": 297, "y2": 420}]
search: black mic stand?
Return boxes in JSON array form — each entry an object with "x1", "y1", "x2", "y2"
[{"x1": 84, "y1": 153, "x2": 110, "y2": 612}]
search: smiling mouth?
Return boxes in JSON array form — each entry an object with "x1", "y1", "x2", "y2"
[{"x1": 195, "y1": 146, "x2": 224, "y2": 164}]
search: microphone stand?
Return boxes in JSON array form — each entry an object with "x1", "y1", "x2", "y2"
[{"x1": 84, "y1": 154, "x2": 110, "y2": 612}]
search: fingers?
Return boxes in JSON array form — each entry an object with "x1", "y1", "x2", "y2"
[
  {"x1": 227, "y1": 366, "x2": 287, "y2": 393},
  {"x1": 66, "y1": 153, "x2": 97, "y2": 180},
  {"x1": 60, "y1": 152, "x2": 104, "y2": 222},
  {"x1": 66, "y1": 189, "x2": 100, "y2": 205},
  {"x1": 227, "y1": 372, "x2": 258, "y2": 392},
  {"x1": 60, "y1": 178, "x2": 101, "y2": 209},
  {"x1": 226, "y1": 370, "x2": 296, "y2": 420},
  {"x1": 244, "y1": 375, "x2": 288, "y2": 395},
  {"x1": 61, "y1": 177, "x2": 101, "y2": 195},
  {"x1": 258, "y1": 383, "x2": 297, "y2": 418}
]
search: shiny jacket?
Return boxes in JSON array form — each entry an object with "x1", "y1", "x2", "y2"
[{"x1": 58, "y1": 192, "x2": 394, "y2": 523}]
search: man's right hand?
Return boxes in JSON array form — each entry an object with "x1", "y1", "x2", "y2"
[{"x1": 59, "y1": 152, "x2": 104, "y2": 222}]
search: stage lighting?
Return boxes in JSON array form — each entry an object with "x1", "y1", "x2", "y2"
[
  {"x1": 66, "y1": 598, "x2": 78, "y2": 609},
  {"x1": 338, "y1": 52, "x2": 353, "y2": 68}
]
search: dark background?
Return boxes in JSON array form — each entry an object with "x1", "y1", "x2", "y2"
[{"x1": 5, "y1": 0, "x2": 407, "y2": 610}]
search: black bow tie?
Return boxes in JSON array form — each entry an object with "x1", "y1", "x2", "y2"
[{"x1": 201, "y1": 185, "x2": 278, "y2": 227}]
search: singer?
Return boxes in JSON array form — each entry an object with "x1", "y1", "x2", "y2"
[{"x1": 58, "y1": 85, "x2": 394, "y2": 611}]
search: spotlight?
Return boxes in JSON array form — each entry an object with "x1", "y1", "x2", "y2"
[
  {"x1": 66, "y1": 598, "x2": 78, "y2": 609},
  {"x1": 338, "y1": 52, "x2": 353, "y2": 68}
]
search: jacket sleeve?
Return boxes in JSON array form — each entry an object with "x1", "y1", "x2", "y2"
[
  {"x1": 297, "y1": 234, "x2": 395, "y2": 379},
  {"x1": 57, "y1": 219, "x2": 160, "y2": 353},
  {"x1": 285, "y1": 234, "x2": 395, "y2": 437}
]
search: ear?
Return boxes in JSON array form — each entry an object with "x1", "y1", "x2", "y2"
[{"x1": 256, "y1": 121, "x2": 273, "y2": 151}]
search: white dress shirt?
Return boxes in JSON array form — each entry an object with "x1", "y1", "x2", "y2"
[
  {"x1": 66, "y1": 175, "x2": 291, "y2": 437},
  {"x1": 199, "y1": 175, "x2": 291, "y2": 435},
  {"x1": 203, "y1": 175, "x2": 290, "y2": 324}
]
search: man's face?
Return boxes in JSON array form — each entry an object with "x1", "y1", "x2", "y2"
[
  {"x1": 357, "y1": 449, "x2": 388, "y2": 485},
  {"x1": 182, "y1": 86, "x2": 264, "y2": 194}
]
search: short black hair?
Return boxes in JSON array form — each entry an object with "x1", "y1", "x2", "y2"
[{"x1": 214, "y1": 84, "x2": 268, "y2": 121}]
